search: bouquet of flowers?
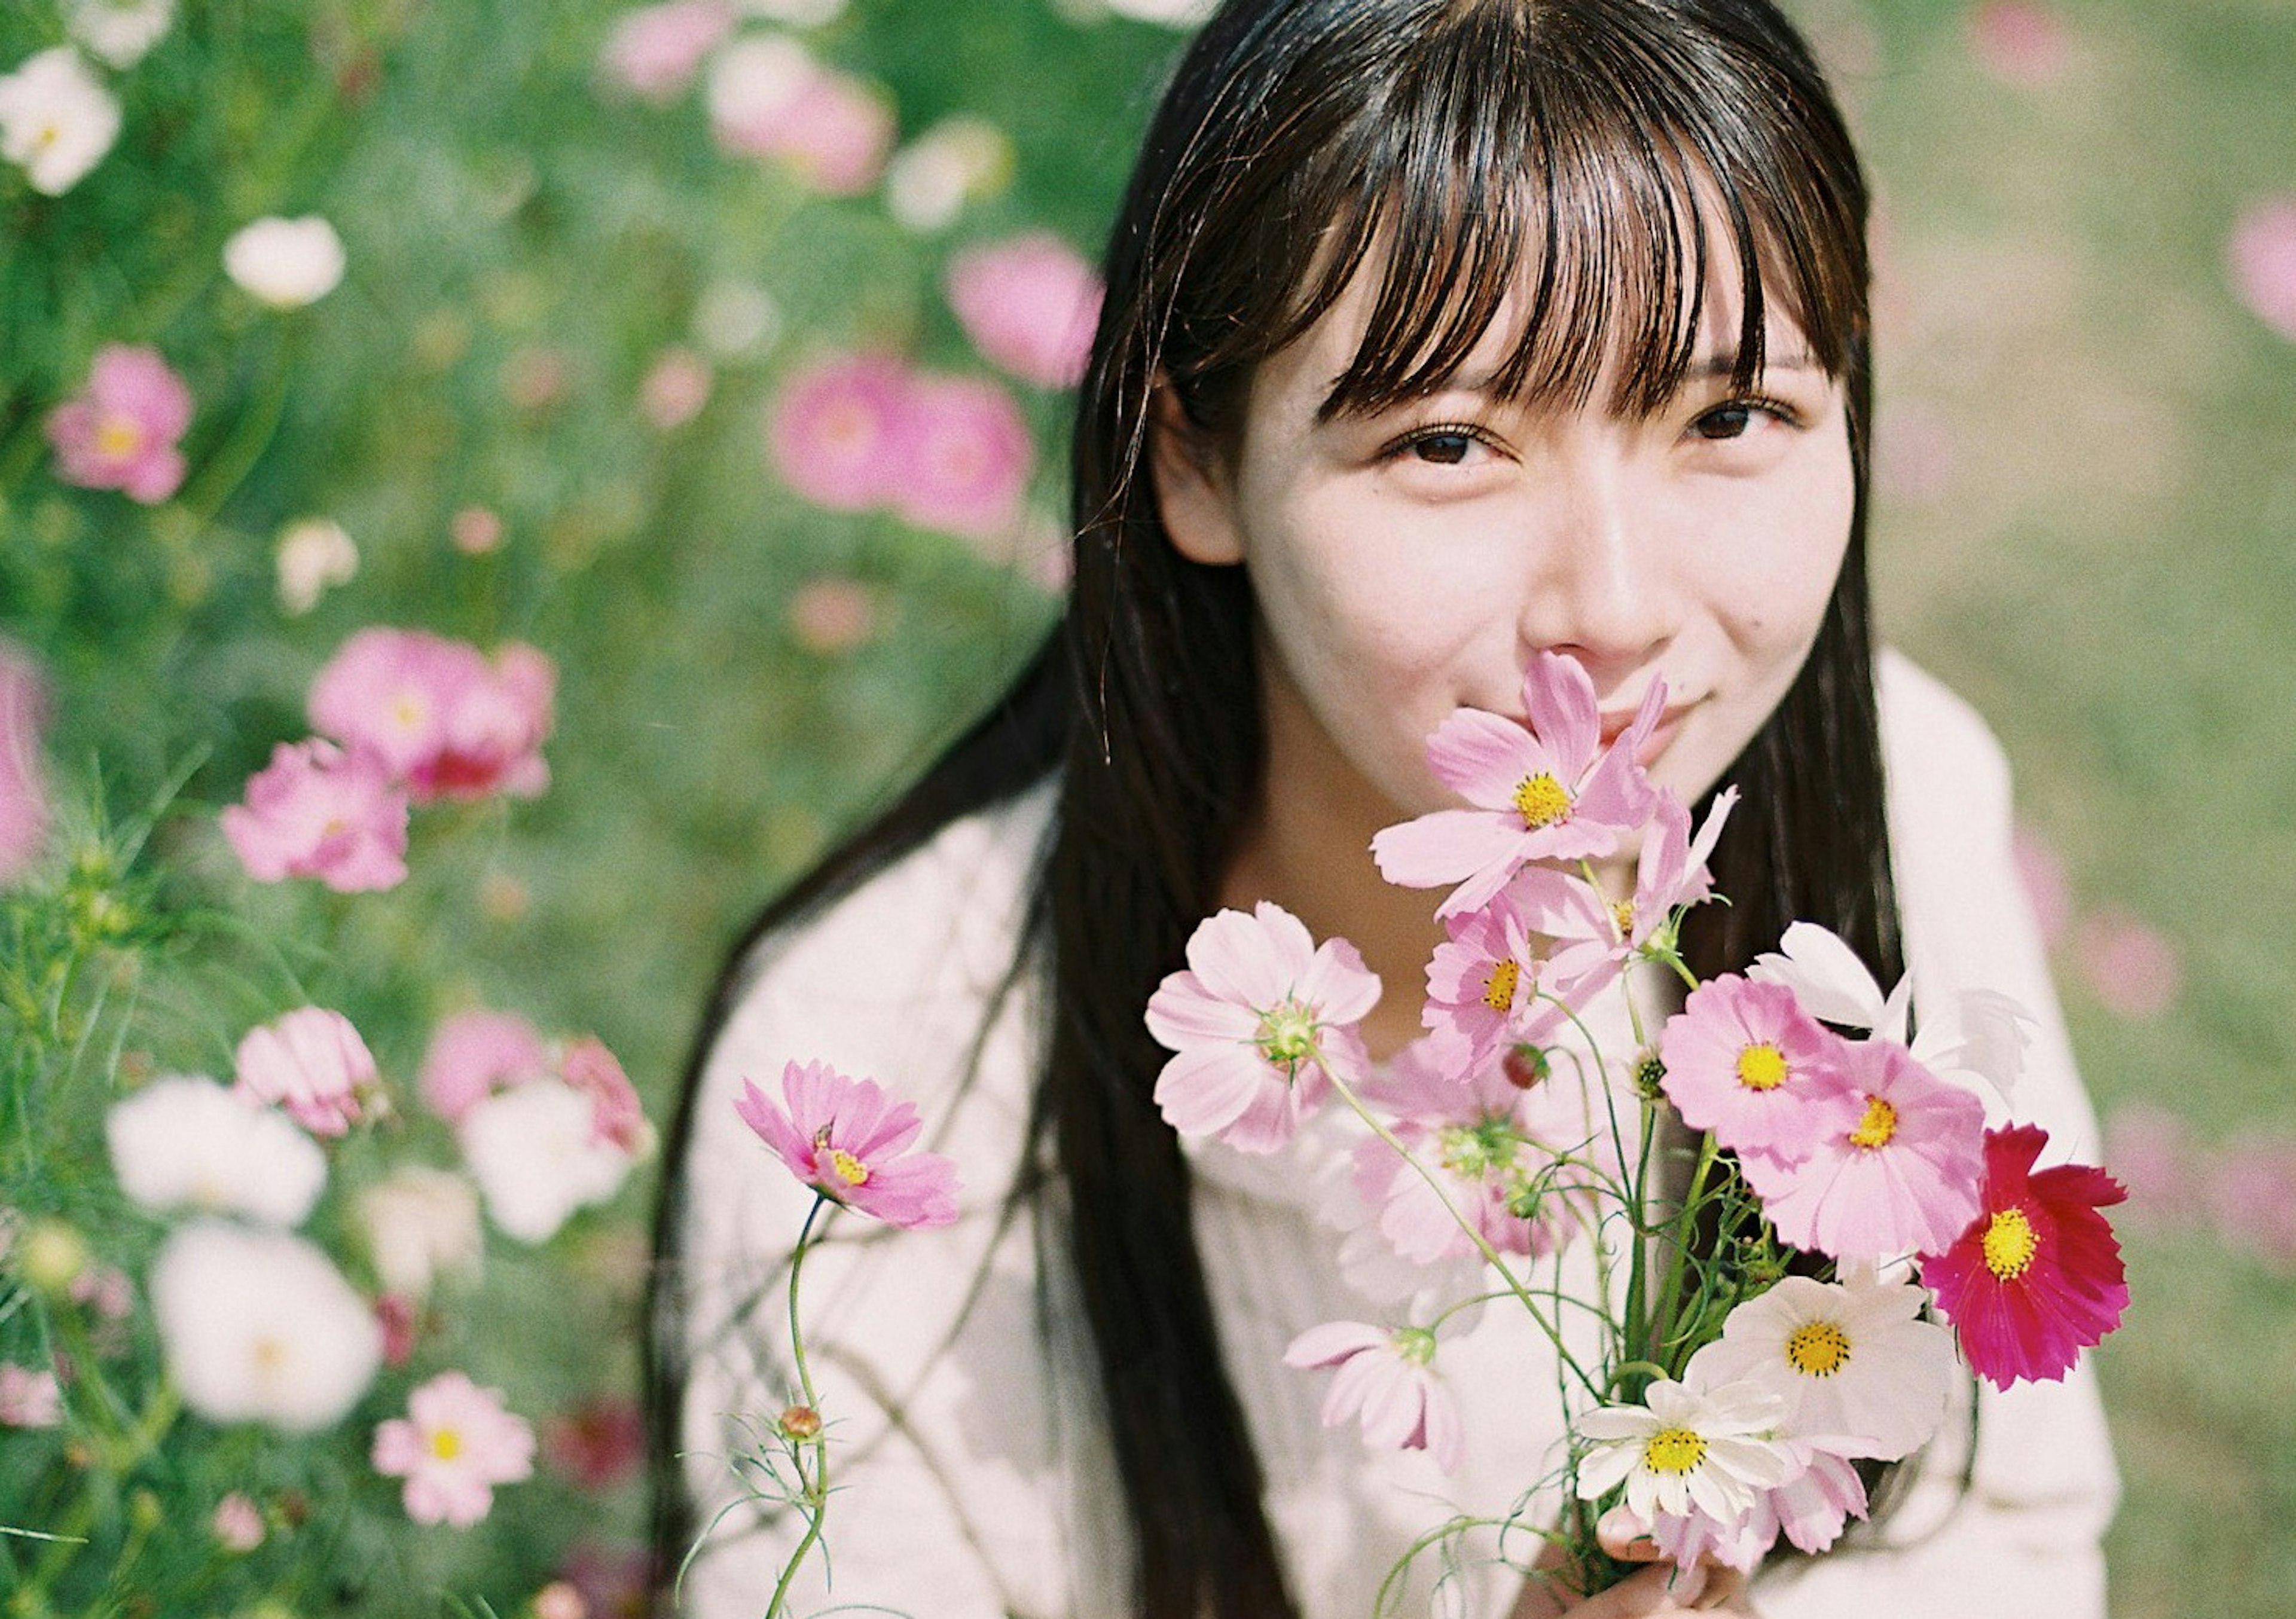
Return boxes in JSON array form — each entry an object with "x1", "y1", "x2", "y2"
[{"x1": 1142, "y1": 652, "x2": 2131, "y2": 1604}]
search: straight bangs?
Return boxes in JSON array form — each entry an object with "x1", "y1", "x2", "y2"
[{"x1": 1176, "y1": 0, "x2": 1868, "y2": 425}]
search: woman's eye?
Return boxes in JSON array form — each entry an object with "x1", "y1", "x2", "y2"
[
  {"x1": 1389, "y1": 427, "x2": 1486, "y2": 466},
  {"x1": 1692, "y1": 403, "x2": 1757, "y2": 441}
]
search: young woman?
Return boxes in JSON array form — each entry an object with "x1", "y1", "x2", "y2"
[{"x1": 647, "y1": 1, "x2": 2118, "y2": 1614}]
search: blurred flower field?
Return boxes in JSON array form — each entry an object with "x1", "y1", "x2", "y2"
[{"x1": 0, "y1": 0, "x2": 2291, "y2": 1614}]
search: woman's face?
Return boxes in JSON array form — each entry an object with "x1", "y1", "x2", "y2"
[{"x1": 1153, "y1": 243, "x2": 1857, "y2": 851}]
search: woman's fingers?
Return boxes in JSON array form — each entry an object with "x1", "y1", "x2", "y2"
[{"x1": 1596, "y1": 1505, "x2": 1663, "y2": 1563}]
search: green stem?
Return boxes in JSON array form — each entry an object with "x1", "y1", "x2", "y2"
[
  {"x1": 1651, "y1": 1130, "x2": 1721, "y2": 1377},
  {"x1": 765, "y1": 1195, "x2": 832, "y2": 1618}
]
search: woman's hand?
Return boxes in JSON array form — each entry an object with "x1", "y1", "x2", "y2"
[{"x1": 1506, "y1": 1511, "x2": 1758, "y2": 1618}]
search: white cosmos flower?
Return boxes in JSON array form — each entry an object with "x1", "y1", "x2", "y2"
[
  {"x1": 106, "y1": 1075, "x2": 326, "y2": 1228},
  {"x1": 66, "y1": 0, "x2": 177, "y2": 68},
  {"x1": 0, "y1": 48, "x2": 121, "y2": 197},
  {"x1": 274, "y1": 517, "x2": 358, "y2": 615},
  {"x1": 1686, "y1": 1270, "x2": 1958, "y2": 1462},
  {"x1": 459, "y1": 1077, "x2": 634, "y2": 1244},
  {"x1": 883, "y1": 116, "x2": 1010, "y2": 234},
  {"x1": 358, "y1": 1165, "x2": 483, "y2": 1299},
  {"x1": 151, "y1": 1221, "x2": 381, "y2": 1431},
  {"x1": 223, "y1": 216, "x2": 347, "y2": 309},
  {"x1": 1575, "y1": 1377, "x2": 1792, "y2": 1524}
]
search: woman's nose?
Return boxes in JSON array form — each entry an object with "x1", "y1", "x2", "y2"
[{"x1": 1515, "y1": 451, "x2": 1677, "y2": 688}]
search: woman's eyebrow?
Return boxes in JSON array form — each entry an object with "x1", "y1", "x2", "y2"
[{"x1": 1684, "y1": 351, "x2": 1822, "y2": 379}]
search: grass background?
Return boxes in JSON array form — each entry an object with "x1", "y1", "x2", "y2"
[{"x1": 2, "y1": 0, "x2": 2290, "y2": 1610}]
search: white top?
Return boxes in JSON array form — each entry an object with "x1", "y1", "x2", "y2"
[{"x1": 675, "y1": 650, "x2": 2118, "y2": 1619}]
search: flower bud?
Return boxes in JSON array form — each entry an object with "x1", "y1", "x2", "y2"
[{"x1": 778, "y1": 1404, "x2": 822, "y2": 1440}]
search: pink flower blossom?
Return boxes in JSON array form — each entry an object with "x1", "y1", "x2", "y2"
[
  {"x1": 309, "y1": 628, "x2": 555, "y2": 803},
  {"x1": 0, "y1": 1363, "x2": 61, "y2": 1428},
  {"x1": 2230, "y1": 196, "x2": 2296, "y2": 342},
  {"x1": 45, "y1": 345, "x2": 194, "y2": 503},
  {"x1": 2101, "y1": 1103, "x2": 2192, "y2": 1224},
  {"x1": 2206, "y1": 1138, "x2": 2296, "y2": 1269},
  {"x1": 1351, "y1": 1037, "x2": 1595, "y2": 1263},
  {"x1": 543, "y1": 1395, "x2": 647, "y2": 1491},
  {"x1": 597, "y1": 0, "x2": 734, "y2": 104},
  {"x1": 221, "y1": 738, "x2": 410, "y2": 893},
  {"x1": 708, "y1": 38, "x2": 891, "y2": 195},
  {"x1": 2011, "y1": 822, "x2": 2073, "y2": 949},
  {"x1": 1921, "y1": 1124, "x2": 2127, "y2": 1389},
  {"x1": 890, "y1": 371, "x2": 1034, "y2": 539},
  {"x1": 1417, "y1": 880, "x2": 1580, "y2": 1083},
  {"x1": 1371, "y1": 653, "x2": 1663, "y2": 917},
  {"x1": 1658, "y1": 976, "x2": 1860, "y2": 1164},
  {"x1": 2073, "y1": 908, "x2": 2182, "y2": 1021},
  {"x1": 0, "y1": 640, "x2": 52, "y2": 883},
  {"x1": 639, "y1": 345, "x2": 713, "y2": 429},
  {"x1": 421, "y1": 1009, "x2": 551, "y2": 1123},
  {"x1": 1968, "y1": 2, "x2": 2071, "y2": 88},
  {"x1": 768, "y1": 352, "x2": 911, "y2": 512},
  {"x1": 212, "y1": 1491, "x2": 265, "y2": 1551},
  {"x1": 1741, "y1": 1039, "x2": 1987, "y2": 1262},
  {"x1": 371, "y1": 1370, "x2": 536, "y2": 1528},
  {"x1": 561, "y1": 1035, "x2": 648, "y2": 1153},
  {"x1": 787, "y1": 576, "x2": 877, "y2": 654},
  {"x1": 375, "y1": 1293, "x2": 422, "y2": 1367},
  {"x1": 234, "y1": 1006, "x2": 380, "y2": 1138},
  {"x1": 1144, "y1": 902, "x2": 1380, "y2": 1154},
  {"x1": 945, "y1": 233, "x2": 1104, "y2": 389},
  {"x1": 1640, "y1": 1439, "x2": 1870, "y2": 1570},
  {"x1": 1283, "y1": 1319, "x2": 1464, "y2": 1472},
  {"x1": 734, "y1": 1059, "x2": 961, "y2": 1229}
]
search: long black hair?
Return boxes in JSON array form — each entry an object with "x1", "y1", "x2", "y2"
[{"x1": 648, "y1": 1, "x2": 1897, "y2": 1613}]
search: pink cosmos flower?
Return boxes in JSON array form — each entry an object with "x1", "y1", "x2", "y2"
[
  {"x1": 709, "y1": 39, "x2": 891, "y2": 195},
  {"x1": 234, "y1": 1006, "x2": 380, "y2": 1138},
  {"x1": 787, "y1": 576, "x2": 877, "y2": 654},
  {"x1": 1144, "y1": 902, "x2": 1381, "y2": 1154},
  {"x1": 2230, "y1": 196, "x2": 2296, "y2": 342},
  {"x1": 0, "y1": 640, "x2": 52, "y2": 883},
  {"x1": 767, "y1": 352, "x2": 911, "y2": 512},
  {"x1": 1371, "y1": 653, "x2": 1663, "y2": 918},
  {"x1": 889, "y1": 372, "x2": 1034, "y2": 539},
  {"x1": 1418, "y1": 879, "x2": 1580, "y2": 1084},
  {"x1": 2010, "y1": 822, "x2": 2073, "y2": 949},
  {"x1": 309, "y1": 628, "x2": 555, "y2": 803},
  {"x1": 1968, "y1": 2, "x2": 2072, "y2": 88},
  {"x1": 1351, "y1": 1037, "x2": 1595, "y2": 1263},
  {"x1": 561, "y1": 1035, "x2": 648, "y2": 1153},
  {"x1": 1658, "y1": 976, "x2": 1860, "y2": 1164},
  {"x1": 2100, "y1": 1103, "x2": 2191, "y2": 1224},
  {"x1": 543, "y1": 1395, "x2": 647, "y2": 1492},
  {"x1": 371, "y1": 1370, "x2": 536, "y2": 1528},
  {"x1": 0, "y1": 1363, "x2": 61, "y2": 1428},
  {"x1": 945, "y1": 233, "x2": 1104, "y2": 389},
  {"x1": 2206, "y1": 1138, "x2": 2296, "y2": 1269},
  {"x1": 2073, "y1": 908, "x2": 2182, "y2": 1021},
  {"x1": 1639, "y1": 1438, "x2": 1869, "y2": 1571},
  {"x1": 1283, "y1": 1319, "x2": 1464, "y2": 1473},
  {"x1": 221, "y1": 738, "x2": 410, "y2": 893},
  {"x1": 1921, "y1": 1123, "x2": 2127, "y2": 1389},
  {"x1": 639, "y1": 346, "x2": 713, "y2": 430},
  {"x1": 45, "y1": 345, "x2": 194, "y2": 504},
  {"x1": 597, "y1": 0, "x2": 735, "y2": 104},
  {"x1": 734, "y1": 1059, "x2": 961, "y2": 1229},
  {"x1": 1742, "y1": 1039, "x2": 1987, "y2": 1262},
  {"x1": 212, "y1": 1492, "x2": 265, "y2": 1551},
  {"x1": 420, "y1": 1009, "x2": 551, "y2": 1123}
]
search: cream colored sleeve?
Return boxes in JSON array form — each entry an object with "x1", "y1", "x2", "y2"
[{"x1": 1752, "y1": 653, "x2": 2118, "y2": 1618}]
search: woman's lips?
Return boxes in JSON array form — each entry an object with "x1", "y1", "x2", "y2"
[{"x1": 1599, "y1": 702, "x2": 1694, "y2": 768}]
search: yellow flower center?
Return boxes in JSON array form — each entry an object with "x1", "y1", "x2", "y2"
[
  {"x1": 1643, "y1": 1428, "x2": 1707, "y2": 1475},
  {"x1": 1513, "y1": 772, "x2": 1573, "y2": 830},
  {"x1": 1982, "y1": 1208, "x2": 2040, "y2": 1281},
  {"x1": 1849, "y1": 1095, "x2": 1898, "y2": 1149},
  {"x1": 1735, "y1": 1043, "x2": 1788, "y2": 1092},
  {"x1": 94, "y1": 414, "x2": 147, "y2": 459},
  {"x1": 1784, "y1": 1320, "x2": 1852, "y2": 1377},
  {"x1": 430, "y1": 1427, "x2": 463, "y2": 1462},
  {"x1": 391, "y1": 693, "x2": 429, "y2": 733},
  {"x1": 1256, "y1": 999, "x2": 1319, "y2": 1070},
  {"x1": 1482, "y1": 958, "x2": 1520, "y2": 1012},
  {"x1": 828, "y1": 1148, "x2": 871, "y2": 1187},
  {"x1": 1611, "y1": 900, "x2": 1636, "y2": 938}
]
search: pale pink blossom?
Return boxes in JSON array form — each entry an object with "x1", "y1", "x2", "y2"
[
  {"x1": 2074, "y1": 908, "x2": 2182, "y2": 1021},
  {"x1": 707, "y1": 36, "x2": 890, "y2": 195},
  {"x1": 1417, "y1": 880, "x2": 1580, "y2": 1083},
  {"x1": 2011, "y1": 822, "x2": 2073, "y2": 948},
  {"x1": 212, "y1": 1492, "x2": 265, "y2": 1551},
  {"x1": 450, "y1": 506, "x2": 504, "y2": 555},
  {"x1": 1144, "y1": 902, "x2": 1380, "y2": 1154},
  {"x1": 0, "y1": 1363, "x2": 61, "y2": 1428},
  {"x1": 68, "y1": 1264, "x2": 132, "y2": 1321},
  {"x1": 945, "y1": 233, "x2": 1103, "y2": 389},
  {"x1": 372, "y1": 1370, "x2": 536, "y2": 1528},
  {"x1": 767, "y1": 352, "x2": 911, "y2": 511},
  {"x1": 787, "y1": 576, "x2": 877, "y2": 654},
  {"x1": 1639, "y1": 1438, "x2": 1870, "y2": 1570},
  {"x1": 2230, "y1": 197, "x2": 2296, "y2": 342},
  {"x1": 309, "y1": 628, "x2": 555, "y2": 802},
  {"x1": 421, "y1": 1009, "x2": 551, "y2": 1123},
  {"x1": 2206, "y1": 1138, "x2": 2296, "y2": 1270},
  {"x1": 889, "y1": 372, "x2": 1034, "y2": 539},
  {"x1": 221, "y1": 738, "x2": 410, "y2": 893},
  {"x1": 533, "y1": 1583, "x2": 586, "y2": 1619},
  {"x1": 1968, "y1": 2, "x2": 2071, "y2": 88},
  {"x1": 543, "y1": 1395, "x2": 646, "y2": 1491},
  {"x1": 1282, "y1": 1320, "x2": 1464, "y2": 1472},
  {"x1": 597, "y1": 0, "x2": 734, "y2": 104},
  {"x1": 639, "y1": 345, "x2": 713, "y2": 429},
  {"x1": 1741, "y1": 1039, "x2": 1987, "y2": 1261},
  {"x1": 45, "y1": 344, "x2": 193, "y2": 503},
  {"x1": 0, "y1": 48, "x2": 120, "y2": 195},
  {"x1": 1657, "y1": 975, "x2": 1860, "y2": 1164},
  {"x1": 1371, "y1": 653, "x2": 1663, "y2": 917},
  {"x1": 233, "y1": 1006, "x2": 380, "y2": 1138},
  {"x1": 561, "y1": 1035, "x2": 648, "y2": 1153},
  {"x1": 0, "y1": 640, "x2": 51, "y2": 883},
  {"x1": 734, "y1": 1059, "x2": 961, "y2": 1228},
  {"x1": 2101, "y1": 1103, "x2": 2192, "y2": 1224}
]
